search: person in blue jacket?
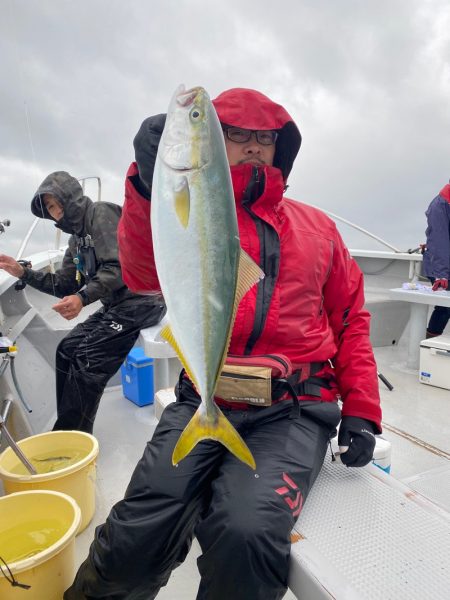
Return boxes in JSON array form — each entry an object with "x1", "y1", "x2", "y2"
[{"x1": 422, "y1": 181, "x2": 450, "y2": 337}]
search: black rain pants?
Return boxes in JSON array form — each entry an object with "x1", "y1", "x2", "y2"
[
  {"x1": 427, "y1": 305, "x2": 450, "y2": 336},
  {"x1": 427, "y1": 279, "x2": 450, "y2": 335},
  {"x1": 64, "y1": 378, "x2": 341, "y2": 600},
  {"x1": 52, "y1": 298, "x2": 165, "y2": 433}
]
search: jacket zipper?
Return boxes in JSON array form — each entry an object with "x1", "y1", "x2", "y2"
[
  {"x1": 227, "y1": 353, "x2": 290, "y2": 376},
  {"x1": 220, "y1": 372, "x2": 264, "y2": 380},
  {"x1": 249, "y1": 168, "x2": 267, "y2": 348},
  {"x1": 244, "y1": 167, "x2": 269, "y2": 354}
]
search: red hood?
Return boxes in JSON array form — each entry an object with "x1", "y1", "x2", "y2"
[
  {"x1": 212, "y1": 88, "x2": 301, "y2": 182},
  {"x1": 439, "y1": 183, "x2": 450, "y2": 203}
]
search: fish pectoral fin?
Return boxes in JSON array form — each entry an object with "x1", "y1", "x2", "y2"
[
  {"x1": 172, "y1": 405, "x2": 256, "y2": 470},
  {"x1": 235, "y1": 248, "x2": 265, "y2": 306},
  {"x1": 160, "y1": 324, "x2": 199, "y2": 389},
  {"x1": 174, "y1": 176, "x2": 190, "y2": 228}
]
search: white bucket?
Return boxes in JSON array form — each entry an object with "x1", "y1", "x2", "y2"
[{"x1": 372, "y1": 437, "x2": 392, "y2": 473}]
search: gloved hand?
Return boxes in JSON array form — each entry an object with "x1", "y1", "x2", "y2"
[
  {"x1": 133, "y1": 113, "x2": 167, "y2": 195},
  {"x1": 338, "y1": 416, "x2": 377, "y2": 467},
  {"x1": 432, "y1": 278, "x2": 448, "y2": 291}
]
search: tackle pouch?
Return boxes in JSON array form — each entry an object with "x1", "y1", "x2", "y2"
[
  {"x1": 215, "y1": 354, "x2": 293, "y2": 406},
  {"x1": 75, "y1": 235, "x2": 98, "y2": 280}
]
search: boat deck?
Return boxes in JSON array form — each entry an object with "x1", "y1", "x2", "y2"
[
  {"x1": 1, "y1": 250, "x2": 450, "y2": 598},
  {"x1": 72, "y1": 386, "x2": 299, "y2": 599},
  {"x1": 70, "y1": 337, "x2": 450, "y2": 599}
]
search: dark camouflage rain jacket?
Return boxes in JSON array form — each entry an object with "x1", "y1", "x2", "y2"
[{"x1": 21, "y1": 171, "x2": 139, "y2": 307}]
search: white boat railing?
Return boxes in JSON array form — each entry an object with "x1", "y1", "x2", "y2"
[
  {"x1": 303, "y1": 202, "x2": 424, "y2": 282},
  {"x1": 305, "y1": 202, "x2": 404, "y2": 253},
  {"x1": 11, "y1": 188, "x2": 423, "y2": 281}
]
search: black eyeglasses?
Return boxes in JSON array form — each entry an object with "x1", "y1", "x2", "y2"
[{"x1": 223, "y1": 127, "x2": 278, "y2": 146}]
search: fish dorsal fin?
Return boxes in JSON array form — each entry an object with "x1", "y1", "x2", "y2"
[
  {"x1": 160, "y1": 323, "x2": 199, "y2": 389},
  {"x1": 213, "y1": 248, "x2": 265, "y2": 387},
  {"x1": 174, "y1": 177, "x2": 190, "y2": 228}
]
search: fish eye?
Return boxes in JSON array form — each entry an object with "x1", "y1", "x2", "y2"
[{"x1": 190, "y1": 107, "x2": 202, "y2": 121}]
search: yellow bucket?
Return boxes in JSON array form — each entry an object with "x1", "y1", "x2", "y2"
[
  {"x1": 0, "y1": 430, "x2": 98, "y2": 533},
  {"x1": 0, "y1": 489, "x2": 81, "y2": 600}
]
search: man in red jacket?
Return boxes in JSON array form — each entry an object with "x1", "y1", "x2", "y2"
[{"x1": 66, "y1": 88, "x2": 382, "y2": 600}]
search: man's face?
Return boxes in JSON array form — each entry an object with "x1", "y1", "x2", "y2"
[
  {"x1": 43, "y1": 194, "x2": 64, "y2": 221},
  {"x1": 223, "y1": 127, "x2": 277, "y2": 167}
]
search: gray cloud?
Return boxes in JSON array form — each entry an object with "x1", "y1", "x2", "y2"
[{"x1": 1, "y1": 0, "x2": 449, "y2": 257}]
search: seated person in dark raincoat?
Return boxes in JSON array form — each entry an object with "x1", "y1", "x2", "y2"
[
  {"x1": 422, "y1": 181, "x2": 450, "y2": 338},
  {"x1": 0, "y1": 171, "x2": 165, "y2": 433}
]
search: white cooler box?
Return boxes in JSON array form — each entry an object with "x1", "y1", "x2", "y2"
[{"x1": 419, "y1": 334, "x2": 450, "y2": 390}]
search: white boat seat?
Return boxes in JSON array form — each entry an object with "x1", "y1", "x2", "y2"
[
  {"x1": 389, "y1": 287, "x2": 450, "y2": 369},
  {"x1": 155, "y1": 389, "x2": 450, "y2": 600},
  {"x1": 137, "y1": 316, "x2": 182, "y2": 394}
]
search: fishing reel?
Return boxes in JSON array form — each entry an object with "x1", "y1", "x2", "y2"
[
  {"x1": 14, "y1": 260, "x2": 32, "y2": 291},
  {"x1": 0, "y1": 219, "x2": 11, "y2": 234}
]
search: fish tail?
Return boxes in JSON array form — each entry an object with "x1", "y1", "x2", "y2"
[{"x1": 172, "y1": 406, "x2": 256, "y2": 469}]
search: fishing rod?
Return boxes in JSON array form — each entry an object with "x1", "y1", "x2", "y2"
[
  {"x1": 0, "y1": 219, "x2": 11, "y2": 234},
  {"x1": 304, "y1": 203, "x2": 402, "y2": 253}
]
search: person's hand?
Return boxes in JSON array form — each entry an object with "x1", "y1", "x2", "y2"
[
  {"x1": 337, "y1": 416, "x2": 377, "y2": 467},
  {"x1": 0, "y1": 254, "x2": 26, "y2": 278},
  {"x1": 432, "y1": 278, "x2": 448, "y2": 291},
  {"x1": 52, "y1": 295, "x2": 83, "y2": 320},
  {"x1": 133, "y1": 114, "x2": 167, "y2": 193}
]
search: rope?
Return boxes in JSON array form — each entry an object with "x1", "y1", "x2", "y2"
[
  {"x1": 7, "y1": 0, "x2": 58, "y2": 292},
  {"x1": 0, "y1": 555, "x2": 31, "y2": 590}
]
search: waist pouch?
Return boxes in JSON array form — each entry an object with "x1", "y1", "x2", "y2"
[
  {"x1": 215, "y1": 354, "x2": 293, "y2": 407},
  {"x1": 214, "y1": 355, "x2": 337, "y2": 408}
]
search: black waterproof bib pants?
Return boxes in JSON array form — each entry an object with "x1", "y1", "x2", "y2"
[
  {"x1": 53, "y1": 299, "x2": 165, "y2": 433},
  {"x1": 65, "y1": 380, "x2": 340, "y2": 600}
]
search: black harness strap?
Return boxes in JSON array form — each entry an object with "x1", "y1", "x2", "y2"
[
  {"x1": 296, "y1": 375, "x2": 332, "y2": 397},
  {"x1": 273, "y1": 362, "x2": 332, "y2": 418}
]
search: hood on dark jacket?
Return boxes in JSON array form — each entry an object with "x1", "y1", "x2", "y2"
[
  {"x1": 31, "y1": 171, "x2": 93, "y2": 235},
  {"x1": 212, "y1": 88, "x2": 301, "y2": 182}
]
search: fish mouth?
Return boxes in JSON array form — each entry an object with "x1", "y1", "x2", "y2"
[
  {"x1": 161, "y1": 153, "x2": 201, "y2": 173},
  {"x1": 162, "y1": 146, "x2": 209, "y2": 173},
  {"x1": 163, "y1": 161, "x2": 204, "y2": 174},
  {"x1": 177, "y1": 86, "x2": 203, "y2": 108},
  {"x1": 169, "y1": 165, "x2": 196, "y2": 173},
  {"x1": 168, "y1": 163, "x2": 210, "y2": 174}
]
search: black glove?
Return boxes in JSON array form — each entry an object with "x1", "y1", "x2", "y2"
[
  {"x1": 133, "y1": 113, "x2": 167, "y2": 195},
  {"x1": 338, "y1": 416, "x2": 377, "y2": 468}
]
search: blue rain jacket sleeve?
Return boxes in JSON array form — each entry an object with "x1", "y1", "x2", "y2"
[{"x1": 424, "y1": 196, "x2": 450, "y2": 279}]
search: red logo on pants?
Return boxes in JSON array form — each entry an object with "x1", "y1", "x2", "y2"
[{"x1": 275, "y1": 472, "x2": 303, "y2": 517}]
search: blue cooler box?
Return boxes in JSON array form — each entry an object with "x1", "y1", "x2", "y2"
[{"x1": 121, "y1": 347, "x2": 154, "y2": 406}]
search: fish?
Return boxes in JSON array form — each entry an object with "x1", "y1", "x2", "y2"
[{"x1": 151, "y1": 85, "x2": 264, "y2": 469}]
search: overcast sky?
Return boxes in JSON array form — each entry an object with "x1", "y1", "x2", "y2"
[{"x1": 1, "y1": 0, "x2": 449, "y2": 258}]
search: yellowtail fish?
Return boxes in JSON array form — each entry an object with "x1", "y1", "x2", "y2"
[{"x1": 151, "y1": 85, "x2": 264, "y2": 469}]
